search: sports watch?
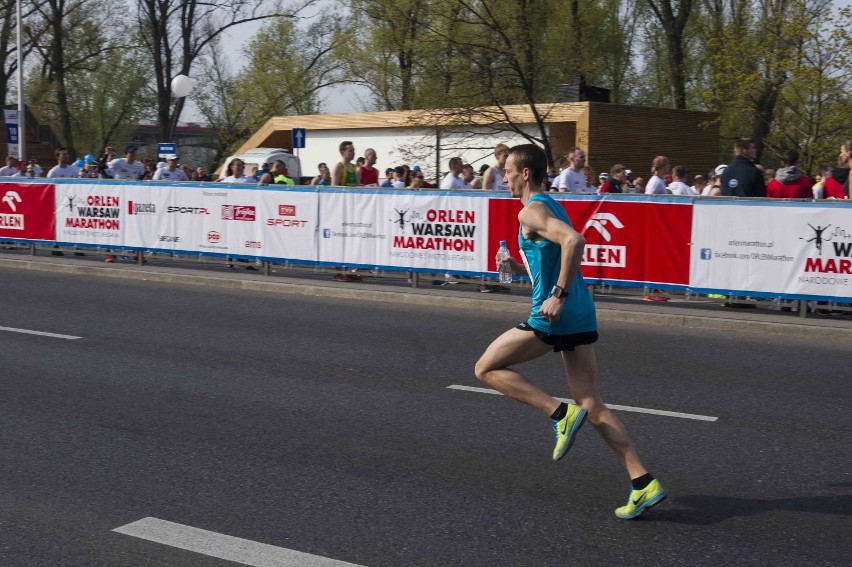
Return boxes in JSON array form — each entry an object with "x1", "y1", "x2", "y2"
[{"x1": 551, "y1": 285, "x2": 568, "y2": 299}]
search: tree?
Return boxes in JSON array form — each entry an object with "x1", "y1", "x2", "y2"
[
  {"x1": 645, "y1": 0, "x2": 694, "y2": 109},
  {"x1": 25, "y1": 0, "x2": 124, "y2": 148},
  {"x1": 133, "y1": 0, "x2": 315, "y2": 142}
]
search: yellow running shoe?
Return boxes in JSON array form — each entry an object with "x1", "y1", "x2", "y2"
[
  {"x1": 615, "y1": 479, "x2": 667, "y2": 519},
  {"x1": 552, "y1": 404, "x2": 587, "y2": 461}
]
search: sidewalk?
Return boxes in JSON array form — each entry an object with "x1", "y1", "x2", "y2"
[{"x1": 1, "y1": 249, "x2": 850, "y2": 342}]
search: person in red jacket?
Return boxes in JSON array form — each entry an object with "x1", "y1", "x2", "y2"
[
  {"x1": 823, "y1": 140, "x2": 850, "y2": 199},
  {"x1": 766, "y1": 149, "x2": 812, "y2": 198}
]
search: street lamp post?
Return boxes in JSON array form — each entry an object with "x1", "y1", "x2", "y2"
[{"x1": 16, "y1": 0, "x2": 25, "y2": 162}]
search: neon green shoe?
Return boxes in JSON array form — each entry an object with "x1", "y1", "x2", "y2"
[
  {"x1": 552, "y1": 404, "x2": 587, "y2": 461},
  {"x1": 615, "y1": 479, "x2": 667, "y2": 519}
]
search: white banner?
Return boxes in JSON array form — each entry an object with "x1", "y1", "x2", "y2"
[
  {"x1": 55, "y1": 183, "x2": 124, "y2": 245},
  {"x1": 257, "y1": 187, "x2": 319, "y2": 262},
  {"x1": 318, "y1": 190, "x2": 489, "y2": 273},
  {"x1": 3, "y1": 109, "x2": 18, "y2": 159},
  {"x1": 690, "y1": 202, "x2": 852, "y2": 298}
]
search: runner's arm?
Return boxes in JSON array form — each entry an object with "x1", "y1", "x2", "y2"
[{"x1": 518, "y1": 202, "x2": 585, "y2": 320}]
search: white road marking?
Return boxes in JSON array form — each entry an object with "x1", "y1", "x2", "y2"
[
  {"x1": 113, "y1": 517, "x2": 365, "y2": 567},
  {"x1": 0, "y1": 325, "x2": 81, "y2": 340},
  {"x1": 448, "y1": 385, "x2": 718, "y2": 422}
]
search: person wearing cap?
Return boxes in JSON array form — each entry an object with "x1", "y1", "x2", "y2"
[
  {"x1": 412, "y1": 164, "x2": 435, "y2": 188},
  {"x1": 391, "y1": 166, "x2": 406, "y2": 188},
  {"x1": 823, "y1": 139, "x2": 851, "y2": 199},
  {"x1": 108, "y1": 144, "x2": 145, "y2": 180},
  {"x1": 152, "y1": 154, "x2": 189, "y2": 181},
  {"x1": 0, "y1": 156, "x2": 19, "y2": 177},
  {"x1": 46, "y1": 148, "x2": 80, "y2": 178},
  {"x1": 720, "y1": 138, "x2": 766, "y2": 198}
]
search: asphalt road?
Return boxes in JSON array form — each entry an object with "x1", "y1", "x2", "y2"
[{"x1": 0, "y1": 268, "x2": 849, "y2": 566}]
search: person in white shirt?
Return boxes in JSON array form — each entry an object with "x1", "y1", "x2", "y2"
[
  {"x1": 482, "y1": 143, "x2": 509, "y2": 190},
  {"x1": 219, "y1": 159, "x2": 254, "y2": 183},
  {"x1": 46, "y1": 148, "x2": 80, "y2": 178},
  {"x1": 667, "y1": 165, "x2": 697, "y2": 195},
  {"x1": 152, "y1": 155, "x2": 189, "y2": 181},
  {"x1": 440, "y1": 156, "x2": 465, "y2": 189},
  {"x1": 645, "y1": 155, "x2": 670, "y2": 195},
  {"x1": 391, "y1": 166, "x2": 406, "y2": 188},
  {"x1": 108, "y1": 144, "x2": 145, "y2": 180},
  {"x1": 0, "y1": 156, "x2": 19, "y2": 176},
  {"x1": 555, "y1": 147, "x2": 588, "y2": 193}
]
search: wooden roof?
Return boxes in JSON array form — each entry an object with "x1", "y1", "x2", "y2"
[{"x1": 237, "y1": 102, "x2": 592, "y2": 154}]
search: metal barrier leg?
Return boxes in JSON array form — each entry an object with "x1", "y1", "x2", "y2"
[
  {"x1": 410, "y1": 271, "x2": 419, "y2": 288},
  {"x1": 263, "y1": 261, "x2": 270, "y2": 276},
  {"x1": 799, "y1": 300, "x2": 808, "y2": 318},
  {"x1": 30, "y1": 244, "x2": 36, "y2": 256},
  {"x1": 137, "y1": 252, "x2": 145, "y2": 266}
]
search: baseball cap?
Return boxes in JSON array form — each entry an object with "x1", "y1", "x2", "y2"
[
  {"x1": 124, "y1": 144, "x2": 138, "y2": 153},
  {"x1": 412, "y1": 165, "x2": 421, "y2": 171},
  {"x1": 625, "y1": 169, "x2": 632, "y2": 176},
  {"x1": 598, "y1": 172, "x2": 609, "y2": 179},
  {"x1": 714, "y1": 164, "x2": 727, "y2": 176},
  {"x1": 165, "y1": 154, "x2": 178, "y2": 160}
]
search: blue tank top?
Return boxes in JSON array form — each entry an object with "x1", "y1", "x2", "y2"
[{"x1": 519, "y1": 193, "x2": 597, "y2": 335}]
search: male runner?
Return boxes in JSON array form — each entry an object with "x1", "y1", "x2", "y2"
[{"x1": 474, "y1": 144, "x2": 665, "y2": 519}]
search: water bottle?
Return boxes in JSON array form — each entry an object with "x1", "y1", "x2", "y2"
[{"x1": 497, "y1": 240, "x2": 512, "y2": 284}]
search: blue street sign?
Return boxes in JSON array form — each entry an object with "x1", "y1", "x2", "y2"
[
  {"x1": 292, "y1": 128, "x2": 306, "y2": 149},
  {"x1": 158, "y1": 143, "x2": 177, "y2": 156}
]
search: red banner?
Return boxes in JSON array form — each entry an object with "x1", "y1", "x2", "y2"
[
  {"x1": 0, "y1": 183, "x2": 56, "y2": 240},
  {"x1": 488, "y1": 197, "x2": 692, "y2": 286}
]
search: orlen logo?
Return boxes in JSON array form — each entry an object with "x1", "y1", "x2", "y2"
[
  {"x1": 582, "y1": 213, "x2": 626, "y2": 268},
  {"x1": 278, "y1": 205, "x2": 296, "y2": 216},
  {"x1": 245, "y1": 241, "x2": 262, "y2": 248},
  {"x1": 222, "y1": 205, "x2": 256, "y2": 221},
  {"x1": 167, "y1": 206, "x2": 209, "y2": 214},
  {"x1": 207, "y1": 231, "x2": 221, "y2": 243}
]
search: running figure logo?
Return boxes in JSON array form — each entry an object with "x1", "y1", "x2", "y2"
[
  {"x1": 2, "y1": 190, "x2": 22, "y2": 212},
  {"x1": 801, "y1": 223, "x2": 832, "y2": 256},
  {"x1": 64, "y1": 195, "x2": 80, "y2": 212},
  {"x1": 584, "y1": 213, "x2": 624, "y2": 242}
]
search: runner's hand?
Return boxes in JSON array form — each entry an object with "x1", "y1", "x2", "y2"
[{"x1": 539, "y1": 296, "x2": 565, "y2": 322}]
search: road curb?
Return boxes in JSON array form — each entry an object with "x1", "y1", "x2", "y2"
[{"x1": 2, "y1": 256, "x2": 850, "y2": 341}]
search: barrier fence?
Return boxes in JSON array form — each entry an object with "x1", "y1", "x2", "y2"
[{"x1": 1, "y1": 179, "x2": 850, "y2": 302}]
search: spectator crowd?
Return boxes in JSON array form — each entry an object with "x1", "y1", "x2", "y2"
[{"x1": 1, "y1": 138, "x2": 849, "y2": 200}]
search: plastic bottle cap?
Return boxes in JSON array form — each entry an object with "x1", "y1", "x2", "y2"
[{"x1": 499, "y1": 240, "x2": 506, "y2": 246}]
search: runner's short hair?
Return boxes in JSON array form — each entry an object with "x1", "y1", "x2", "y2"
[
  {"x1": 339, "y1": 140, "x2": 353, "y2": 153},
  {"x1": 508, "y1": 144, "x2": 546, "y2": 186}
]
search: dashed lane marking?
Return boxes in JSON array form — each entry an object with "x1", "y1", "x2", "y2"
[
  {"x1": 113, "y1": 517, "x2": 365, "y2": 567},
  {"x1": 0, "y1": 325, "x2": 81, "y2": 340},
  {"x1": 448, "y1": 385, "x2": 718, "y2": 422}
]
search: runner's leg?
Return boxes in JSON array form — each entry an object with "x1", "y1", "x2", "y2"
[
  {"x1": 561, "y1": 344, "x2": 647, "y2": 479},
  {"x1": 474, "y1": 328, "x2": 559, "y2": 416}
]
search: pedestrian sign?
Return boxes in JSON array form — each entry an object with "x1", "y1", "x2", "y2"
[{"x1": 292, "y1": 128, "x2": 306, "y2": 149}]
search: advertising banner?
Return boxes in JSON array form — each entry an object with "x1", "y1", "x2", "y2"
[
  {"x1": 0, "y1": 182, "x2": 55, "y2": 240},
  {"x1": 3, "y1": 109, "x2": 18, "y2": 159},
  {"x1": 258, "y1": 188, "x2": 319, "y2": 262},
  {"x1": 54, "y1": 183, "x2": 124, "y2": 246},
  {"x1": 488, "y1": 196, "x2": 693, "y2": 286},
  {"x1": 691, "y1": 202, "x2": 852, "y2": 299},
  {"x1": 318, "y1": 190, "x2": 489, "y2": 273}
]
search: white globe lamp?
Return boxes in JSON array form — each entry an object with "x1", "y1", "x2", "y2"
[{"x1": 171, "y1": 74, "x2": 194, "y2": 98}]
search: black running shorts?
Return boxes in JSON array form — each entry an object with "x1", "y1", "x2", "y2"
[{"x1": 516, "y1": 321, "x2": 598, "y2": 352}]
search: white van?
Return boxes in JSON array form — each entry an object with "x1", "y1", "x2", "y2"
[{"x1": 218, "y1": 148, "x2": 303, "y2": 183}]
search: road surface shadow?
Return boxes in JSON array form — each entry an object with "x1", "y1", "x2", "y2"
[{"x1": 647, "y1": 493, "x2": 851, "y2": 525}]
